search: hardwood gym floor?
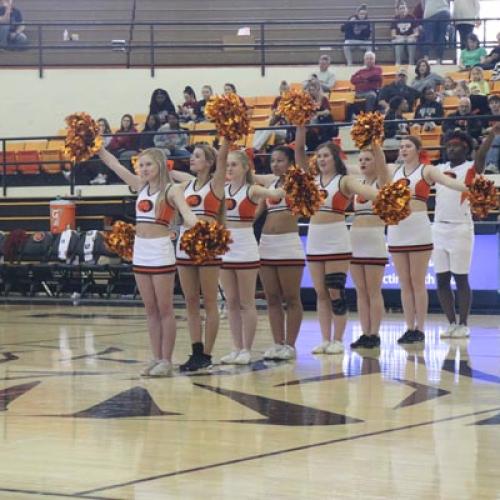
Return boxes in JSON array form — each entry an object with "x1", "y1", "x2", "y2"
[{"x1": 0, "y1": 304, "x2": 499, "y2": 499}]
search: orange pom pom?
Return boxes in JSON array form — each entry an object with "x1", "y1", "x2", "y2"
[
  {"x1": 350, "y1": 111, "x2": 385, "y2": 149},
  {"x1": 64, "y1": 112, "x2": 103, "y2": 163},
  {"x1": 373, "y1": 179, "x2": 411, "y2": 225},
  {"x1": 180, "y1": 220, "x2": 232, "y2": 265},
  {"x1": 204, "y1": 94, "x2": 250, "y2": 142},
  {"x1": 283, "y1": 165, "x2": 325, "y2": 217},
  {"x1": 103, "y1": 221, "x2": 135, "y2": 262},
  {"x1": 468, "y1": 176, "x2": 499, "y2": 219},
  {"x1": 277, "y1": 89, "x2": 317, "y2": 125}
]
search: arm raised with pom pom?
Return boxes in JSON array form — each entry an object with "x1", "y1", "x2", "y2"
[
  {"x1": 212, "y1": 137, "x2": 231, "y2": 192},
  {"x1": 98, "y1": 146, "x2": 142, "y2": 191},
  {"x1": 423, "y1": 166, "x2": 468, "y2": 192},
  {"x1": 294, "y1": 125, "x2": 308, "y2": 172}
]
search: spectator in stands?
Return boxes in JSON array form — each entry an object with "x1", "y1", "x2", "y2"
[
  {"x1": 304, "y1": 78, "x2": 337, "y2": 150},
  {"x1": 154, "y1": 112, "x2": 190, "y2": 159},
  {"x1": 378, "y1": 67, "x2": 419, "y2": 112},
  {"x1": 453, "y1": 0, "x2": 480, "y2": 50},
  {"x1": 108, "y1": 114, "x2": 138, "y2": 167},
  {"x1": 178, "y1": 86, "x2": 198, "y2": 123},
  {"x1": 341, "y1": 4, "x2": 372, "y2": 66},
  {"x1": 459, "y1": 34, "x2": 487, "y2": 71},
  {"x1": 139, "y1": 114, "x2": 161, "y2": 150},
  {"x1": 483, "y1": 96, "x2": 500, "y2": 173},
  {"x1": 149, "y1": 88, "x2": 176, "y2": 124},
  {"x1": 442, "y1": 97, "x2": 483, "y2": 139},
  {"x1": 196, "y1": 85, "x2": 213, "y2": 121},
  {"x1": 0, "y1": 0, "x2": 28, "y2": 48},
  {"x1": 383, "y1": 96, "x2": 410, "y2": 152},
  {"x1": 309, "y1": 55, "x2": 336, "y2": 93},
  {"x1": 414, "y1": 86, "x2": 444, "y2": 130},
  {"x1": 224, "y1": 82, "x2": 247, "y2": 106},
  {"x1": 455, "y1": 79, "x2": 490, "y2": 118},
  {"x1": 252, "y1": 81, "x2": 290, "y2": 152},
  {"x1": 350, "y1": 51, "x2": 382, "y2": 112},
  {"x1": 391, "y1": 2, "x2": 418, "y2": 66},
  {"x1": 481, "y1": 32, "x2": 500, "y2": 70},
  {"x1": 442, "y1": 76, "x2": 457, "y2": 96},
  {"x1": 98, "y1": 118, "x2": 112, "y2": 148},
  {"x1": 411, "y1": 58, "x2": 445, "y2": 93},
  {"x1": 468, "y1": 66, "x2": 490, "y2": 96},
  {"x1": 421, "y1": 0, "x2": 450, "y2": 63}
]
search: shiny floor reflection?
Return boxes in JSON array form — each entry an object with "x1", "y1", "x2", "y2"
[{"x1": 0, "y1": 305, "x2": 498, "y2": 499}]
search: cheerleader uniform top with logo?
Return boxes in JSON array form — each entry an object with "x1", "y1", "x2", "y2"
[
  {"x1": 259, "y1": 178, "x2": 306, "y2": 267},
  {"x1": 133, "y1": 183, "x2": 177, "y2": 274},
  {"x1": 222, "y1": 183, "x2": 260, "y2": 269},
  {"x1": 432, "y1": 161, "x2": 475, "y2": 275},
  {"x1": 224, "y1": 183, "x2": 258, "y2": 223},
  {"x1": 183, "y1": 179, "x2": 222, "y2": 219},
  {"x1": 176, "y1": 178, "x2": 223, "y2": 266},
  {"x1": 265, "y1": 178, "x2": 293, "y2": 214},
  {"x1": 387, "y1": 164, "x2": 434, "y2": 253},
  {"x1": 350, "y1": 179, "x2": 389, "y2": 266},
  {"x1": 306, "y1": 174, "x2": 352, "y2": 261}
]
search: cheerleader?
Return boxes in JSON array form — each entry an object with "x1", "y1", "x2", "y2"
[
  {"x1": 349, "y1": 144, "x2": 388, "y2": 349},
  {"x1": 98, "y1": 147, "x2": 198, "y2": 376},
  {"x1": 434, "y1": 129, "x2": 494, "y2": 338},
  {"x1": 169, "y1": 140, "x2": 229, "y2": 372},
  {"x1": 378, "y1": 136, "x2": 469, "y2": 344},
  {"x1": 255, "y1": 146, "x2": 306, "y2": 361},
  {"x1": 295, "y1": 125, "x2": 379, "y2": 354},
  {"x1": 219, "y1": 150, "x2": 285, "y2": 364}
]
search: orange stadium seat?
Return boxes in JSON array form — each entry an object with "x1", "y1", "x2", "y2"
[
  {"x1": 254, "y1": 96, "x2": 275, "y2": 109},
  {"x1": 40, "y1": 150, "x2": 63, "y2": 174},
  {"x1": 332, "y1": 80, "x2": 353, "y2": 92},
  {"x1": 330, "y1": 101, "x2": 346, "y2": 122},
  {"x1": 1, "y1": 151, "x2": 17, "y2": 175},
  {"x1": 16, "y1": 151, "x2": 41, "y2": 175}
]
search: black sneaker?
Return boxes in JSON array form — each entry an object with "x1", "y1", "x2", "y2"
[
  {"x1": 366, "y1": 335, "x2": 381, "y2": 348},
  {"x1": 179, "y1": 353, "x2": 212, "y2": 372},
  {"x1": 412, "y1": 329, "x2": 425, "y2": 342},
  {"x1": 397, "y1": 329, "x2": 416, "y2": 344},
  {"x1": 350, "y1": 334, "x2": 371, "y2": 349}
]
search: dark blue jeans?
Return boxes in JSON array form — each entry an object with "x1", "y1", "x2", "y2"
[{"x1": 423, "y1": 10, "x2": 450, "y2": 60}]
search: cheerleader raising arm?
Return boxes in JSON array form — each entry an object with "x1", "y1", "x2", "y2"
[
  {"x1": 170, "y1": 169, "x2": 194, "y2": 183},
  {"x1": 423, "y1": 166, "x2": 468, "y2": 192},
  {"x1": 341, "y1": 175, "x2": 379, "y2": 200},
  {"x1": 294, "y1": 125, "x2": 308, "y2": 171},
  {"x1": 249, "y1": 184, "x2": 286, "y2": 203},
  {"x1": 212, "y1": 137, "x2": 231, "y2": 189},
  {"x1": 371, "y1": 142, "x2": 392, "y2": 186},
  {"x1": 98, "y1": 147, "x2": 142, "y2": 191}
]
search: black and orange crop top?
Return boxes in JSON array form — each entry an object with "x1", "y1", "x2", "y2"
[
  {"x1": 184, "y1": 179, "x2": 222, "y2": 218},
  {"x1": 135, "y1": 184, "x2": 175, "y2": 227},
  {"x1": 224, "y1": 183, "x2": 258, "y2": 222},
  {"x1": 316, "y1": 174, "x2": 351, "y2": 214},
  {"x1": 392, "y1": 164, "x2": 433, "y2": 202}
]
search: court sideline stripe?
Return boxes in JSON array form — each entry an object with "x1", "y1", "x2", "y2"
[
  {"x1": 0, "y1": 486, "x2": 119, "y2": 499},
  {"x1": 75, "y1": 405, "x2": 500, "y2": 496}
]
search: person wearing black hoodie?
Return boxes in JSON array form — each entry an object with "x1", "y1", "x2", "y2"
[{"x1": 341, "y1": 4, "x2": 372, "y2": 66}]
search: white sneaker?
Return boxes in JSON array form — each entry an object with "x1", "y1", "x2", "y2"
[
  {"x1": 275, "y1": 344, "x2": 296, "y2": 360},
  {"x1": 148, "y1": 360, "x2": 173, "y2": 377},
  {"x1": 263, "y1": 344, "x2": 282, "y2": 359},
  {"x1": 452, "y1": 325, "x2": 470, "y2": 338},
  {"x1": 90, "y1": 173, "x2": 107, "y2": 185},
  {"x1": 233, "y1": 349, "x2": 252, "y2": 365},
  {"x1": 220, "y1": 350, "x2": 240, "y2": 364},
  {"x1": 311, "y1": 340, "x2": 330, "y2": 354},
  {"x1": 325, "y1": 340, "x2": 344, "y2": 355},
  {"x1": 140, "y1": 359, "x2": 159, "y2": 376},
  {"x1": 441, "y1": 323, "x2": 457, "y2": 338}
]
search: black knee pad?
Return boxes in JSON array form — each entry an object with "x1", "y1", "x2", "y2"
[{"x1": 325, "y1": 272, "x2": 347, "y2": 315}]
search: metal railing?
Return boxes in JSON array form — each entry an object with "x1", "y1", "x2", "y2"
[
  {"x1": 2, "y1": 17, "x2": 500, "y2": 77},
  {"x1": 2, "y1": 114, "x2": 500, "y2": 196}
]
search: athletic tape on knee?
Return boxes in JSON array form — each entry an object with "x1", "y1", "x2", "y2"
[{"x1": 325, "y1": 272, "x2": 347, "y2": 315}]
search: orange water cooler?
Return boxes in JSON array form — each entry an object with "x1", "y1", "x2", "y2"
[{"x1": 50, "y1": 199, "x2": 76, "y2": 234}]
